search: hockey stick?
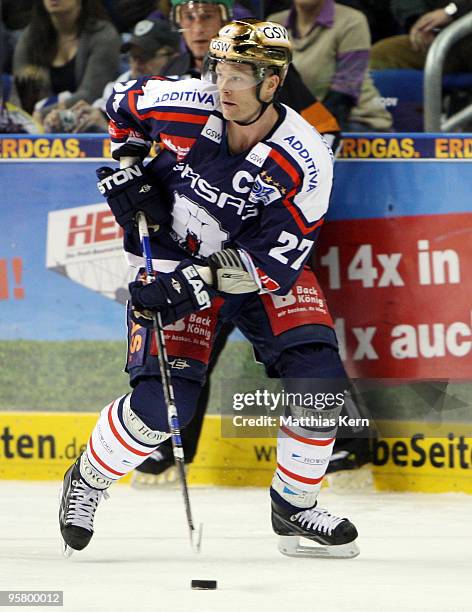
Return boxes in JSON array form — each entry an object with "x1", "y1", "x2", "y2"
[{"x1": 136, "y1": 211, "x2": 203, "y2": 553}]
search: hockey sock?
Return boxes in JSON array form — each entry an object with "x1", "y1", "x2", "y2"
[
  {"x1": 79, "y1": 377, "x2": 202, "y2": 489},
  {"x1": 79, "y1": 394, "x2": 172, "y2": 489},
  {"x1": 271, "y1": 344, "x2": 344, "y2": 510},
  {"x1": 271, "y1": 422, "x2": 336, "y2": 511}
]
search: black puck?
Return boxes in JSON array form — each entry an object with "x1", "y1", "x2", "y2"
[{"x1": 191, "y1": 580, "x2": 217, "y2": 590}]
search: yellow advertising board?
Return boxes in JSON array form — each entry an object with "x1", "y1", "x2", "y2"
[{"x1": 0, "y1": 412, "x2": 471, "y2": 493}]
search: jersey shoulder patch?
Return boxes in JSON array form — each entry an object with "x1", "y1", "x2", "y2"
[
  {"x1": 264, "y1": 106, "x2": 334, "y2": 232},
  {"x1": 269, "y1": 105, "x2": 333, "y2": 193},
  {"x1": 137, "y1": 78, "x2": 219, "y2": 114}
]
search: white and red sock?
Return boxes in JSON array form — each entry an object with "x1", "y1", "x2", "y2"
[
  {"x1": 272, "y1": 423, "x2": 336, "y2": 509},
  {"x1": 79, "y1": 394, "x2": 171, "y2": 489}
]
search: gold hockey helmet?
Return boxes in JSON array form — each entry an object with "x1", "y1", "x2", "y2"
[{"x1": 203, "y1": 19, "x2": 292, "y2": 86}]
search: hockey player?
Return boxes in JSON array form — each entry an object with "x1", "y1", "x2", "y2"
[
  {"x1": 59, "y1": 19, "x2": 359, "y2": 558},
  {"x1": 135, "y1": 0, "x2": 370, "y2": 484}
]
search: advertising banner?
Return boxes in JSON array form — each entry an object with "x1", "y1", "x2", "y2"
[
  {"x1": 0, "y1": 155, "x2": 126, "y2": 340},
  {"x1": 1, "y1": 134, "x2": 471, "y2": 491},
  {"x1": 316, "y1": 213, "x2": 471, "y2": 378},
  {"x1": 46, "y1": 203, "x2": 127, "y2": 303},
  {"x1": 1, "y1": 412, "x2": 472, "y2": 494},
  {"x1": 1, "y1": 134, "x2": 471, "y2": 372}
]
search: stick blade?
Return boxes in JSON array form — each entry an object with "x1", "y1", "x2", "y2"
[{"x1": 190, "y1": 522, "x2": 203, "y2": 553}]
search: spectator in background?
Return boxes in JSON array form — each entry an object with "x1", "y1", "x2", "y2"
[
  {"x1": 117, "y1": 17, "x2": 180, "y2": 84},
  {"x1": 0, "y1": 0, "x2": 7, "y2": 74},
  {"x1": 1, "y1": 0, "x2": 33, "y2": 73},
  {"x1": 264, "y1": 1, "x2": 291, "y2": 16},
  {"x1": 43, "y1": 18, "x2": 180, "y2": 132},
  {"x1": 101, "y1": 0, "x2": 170, "y2": 33},
  {"x1": 268, "y1": 0, "x2": 392, "y2": 131},
  {"x1": 371, "y1": 1, "x2": 472, "y2": 72},
  {"x1": 164, "y1": 0, "x2": 251, "y2": 77},
  {"x1": 13, "y1": 0, "x2": 120, "y2": 120},
  {"x1": 1, "y1": 0, "x2": 33, "y2": 31},
  {"x1": 336, "y1": 0, "x2": 399, "y2": 43},
  {"x1": 1, "y1": 0, "x2": 43, "y2": 133},
  {"x1": 390, "y1": 0, "x2": 450, "y2": 33}
]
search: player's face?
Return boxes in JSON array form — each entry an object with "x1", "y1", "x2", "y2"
[
  {"x1": 128, "y1": 46, "x2": 175, "y2": 78},
  {"x1": 216, "y1": 63, "x2": 278, "y2": 123},
  {"x1": 179, "y1": 3, "x2": 224, "y2": 60},
  {"x1": 216, "y1": 63, "x2": 260, "y2": 121}
]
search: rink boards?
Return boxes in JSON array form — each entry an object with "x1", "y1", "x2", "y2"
[
  {"x1": 0, "y1": 134, "x2": 471, "y2": 374},
  {"x1": 0, "y1": 134, "x2": 471, "y2": 493},
  {"x1": 0, "y1": 412, "x2": 472, "y2": 494}
]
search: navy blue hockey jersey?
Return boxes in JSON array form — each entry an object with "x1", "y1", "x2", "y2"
[{"x1": 106, "y1": 77, "x2": 334, "y2": 295}]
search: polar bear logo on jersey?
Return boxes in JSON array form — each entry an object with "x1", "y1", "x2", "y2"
[{"x1": 171, "y1": 192, "x2": 228, "y2": 257}]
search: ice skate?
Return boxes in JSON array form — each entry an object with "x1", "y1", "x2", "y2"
[
  {"x1": 59, "y1": 458, "x2": 109, "y2": 556},
  {"x1": 272, "y1": 500, "x2": 359, "y2": 559}
]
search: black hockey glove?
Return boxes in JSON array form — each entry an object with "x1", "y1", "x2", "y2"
[
  {"x1": 96, "y1": 164, "x2": 169, "y2": 233},
  {"x1": 129, "y1": 261, "x2": 217, "y2": 328},
  {"x1": 206, "y1": 248, "x2": 259, "y2": 294}
]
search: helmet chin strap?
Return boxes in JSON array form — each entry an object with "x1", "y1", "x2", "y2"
[
  {"x1": 234, "y1": 102, "x2": 270, "y2": 126},
  {"x1": 234, "y1": 82, "x2": 272, "y2": 126}
]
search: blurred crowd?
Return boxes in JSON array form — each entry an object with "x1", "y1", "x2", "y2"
[{"x1": 1, "y1": 0, "x2": 471, "y2": 134}]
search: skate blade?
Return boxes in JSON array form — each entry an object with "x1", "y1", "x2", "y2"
[
  {"x1": 278, "y1": 536, "x2": 360, "y2": 559},
  {"x1": 58, "y1": 485, "x2": 73, "y2": 558}
]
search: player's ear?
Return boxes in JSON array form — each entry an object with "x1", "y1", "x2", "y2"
[{"x1": 262, "y1": 73, "x2": 280, "y2": 101}]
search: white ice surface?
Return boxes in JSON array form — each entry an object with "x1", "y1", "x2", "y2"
[{"x1": 0, "y1": 482, "x2": 471, "y2": 612}]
